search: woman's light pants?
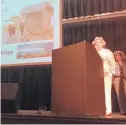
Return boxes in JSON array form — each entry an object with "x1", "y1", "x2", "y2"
[{"x1": 104, "y1": 75, "x2": 112, "y2": 114}]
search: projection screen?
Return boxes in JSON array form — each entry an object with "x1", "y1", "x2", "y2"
[{"x1": 1, "y1": 0, "x2": 62, "y2": 67}]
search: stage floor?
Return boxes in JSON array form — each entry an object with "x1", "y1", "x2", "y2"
[{"x1": 1, "y1": 110, "x2": 126, "y2": 124}]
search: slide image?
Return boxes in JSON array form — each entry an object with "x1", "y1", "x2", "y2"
[
  {"x1": 3, "y1": 2, "x2": 54, "y2": 44},
  {"x1": 17, "y1": 42, "x2": 53, "y2": 59}
]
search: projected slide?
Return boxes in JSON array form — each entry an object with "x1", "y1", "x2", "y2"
[{"x1": 1, "y1": 0, "x2": 62, "y2": 66}]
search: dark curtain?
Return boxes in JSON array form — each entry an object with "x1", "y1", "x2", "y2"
[
  {"x1": 63, "y1": 0, "x2": 126, "y2": 18},
  {"x1": 1, "y1": 0, "x2": 126, "y2": 111},
  {"x1": 1, "y1": 66, "x2": 52, "y2": 110},
  {"x1": 63, "y1": 17, "x2": 126, "y2": 53}
]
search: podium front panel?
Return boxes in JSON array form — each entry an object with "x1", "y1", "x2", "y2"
[{"x1": 51, "y1": 42, "x2": 106, "y2": 115}]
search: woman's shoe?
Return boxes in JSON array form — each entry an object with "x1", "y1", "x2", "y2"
[{"x1": 105, "y1": 113, "x2": 112, "y2": 116}]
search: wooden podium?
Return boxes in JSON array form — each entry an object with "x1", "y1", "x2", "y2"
[{"x1": 51, "y1": 42, "x2": 106, "y2": 115}]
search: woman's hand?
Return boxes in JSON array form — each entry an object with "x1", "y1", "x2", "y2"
[{"x1": 104, "y1": 72, "x2": 109, "y2": 76}]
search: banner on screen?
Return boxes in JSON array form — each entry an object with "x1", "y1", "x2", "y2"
[{"x1": 1, "y1": 0, "x2": 62, "y2": 67}]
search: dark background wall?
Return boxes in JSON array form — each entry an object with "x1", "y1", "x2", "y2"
[{"x1": 1, "y1": 0, "x2": 126, "y2": 111}]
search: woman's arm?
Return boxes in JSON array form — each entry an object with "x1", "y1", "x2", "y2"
[{"x1": 107, "y1": 49, "x2": 116, "y2": 75}]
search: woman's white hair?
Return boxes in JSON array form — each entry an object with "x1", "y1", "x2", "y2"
[{"x1": 93, "y1": 37, "x2": 106, "y2": 47}]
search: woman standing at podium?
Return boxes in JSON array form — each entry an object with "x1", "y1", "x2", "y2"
[
  {"x1": 113, "y1": 51, "x2": 126, "y2": 115},
  {"x1": 92, "y1": 37, "x2": 116, "y2": 116}
]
